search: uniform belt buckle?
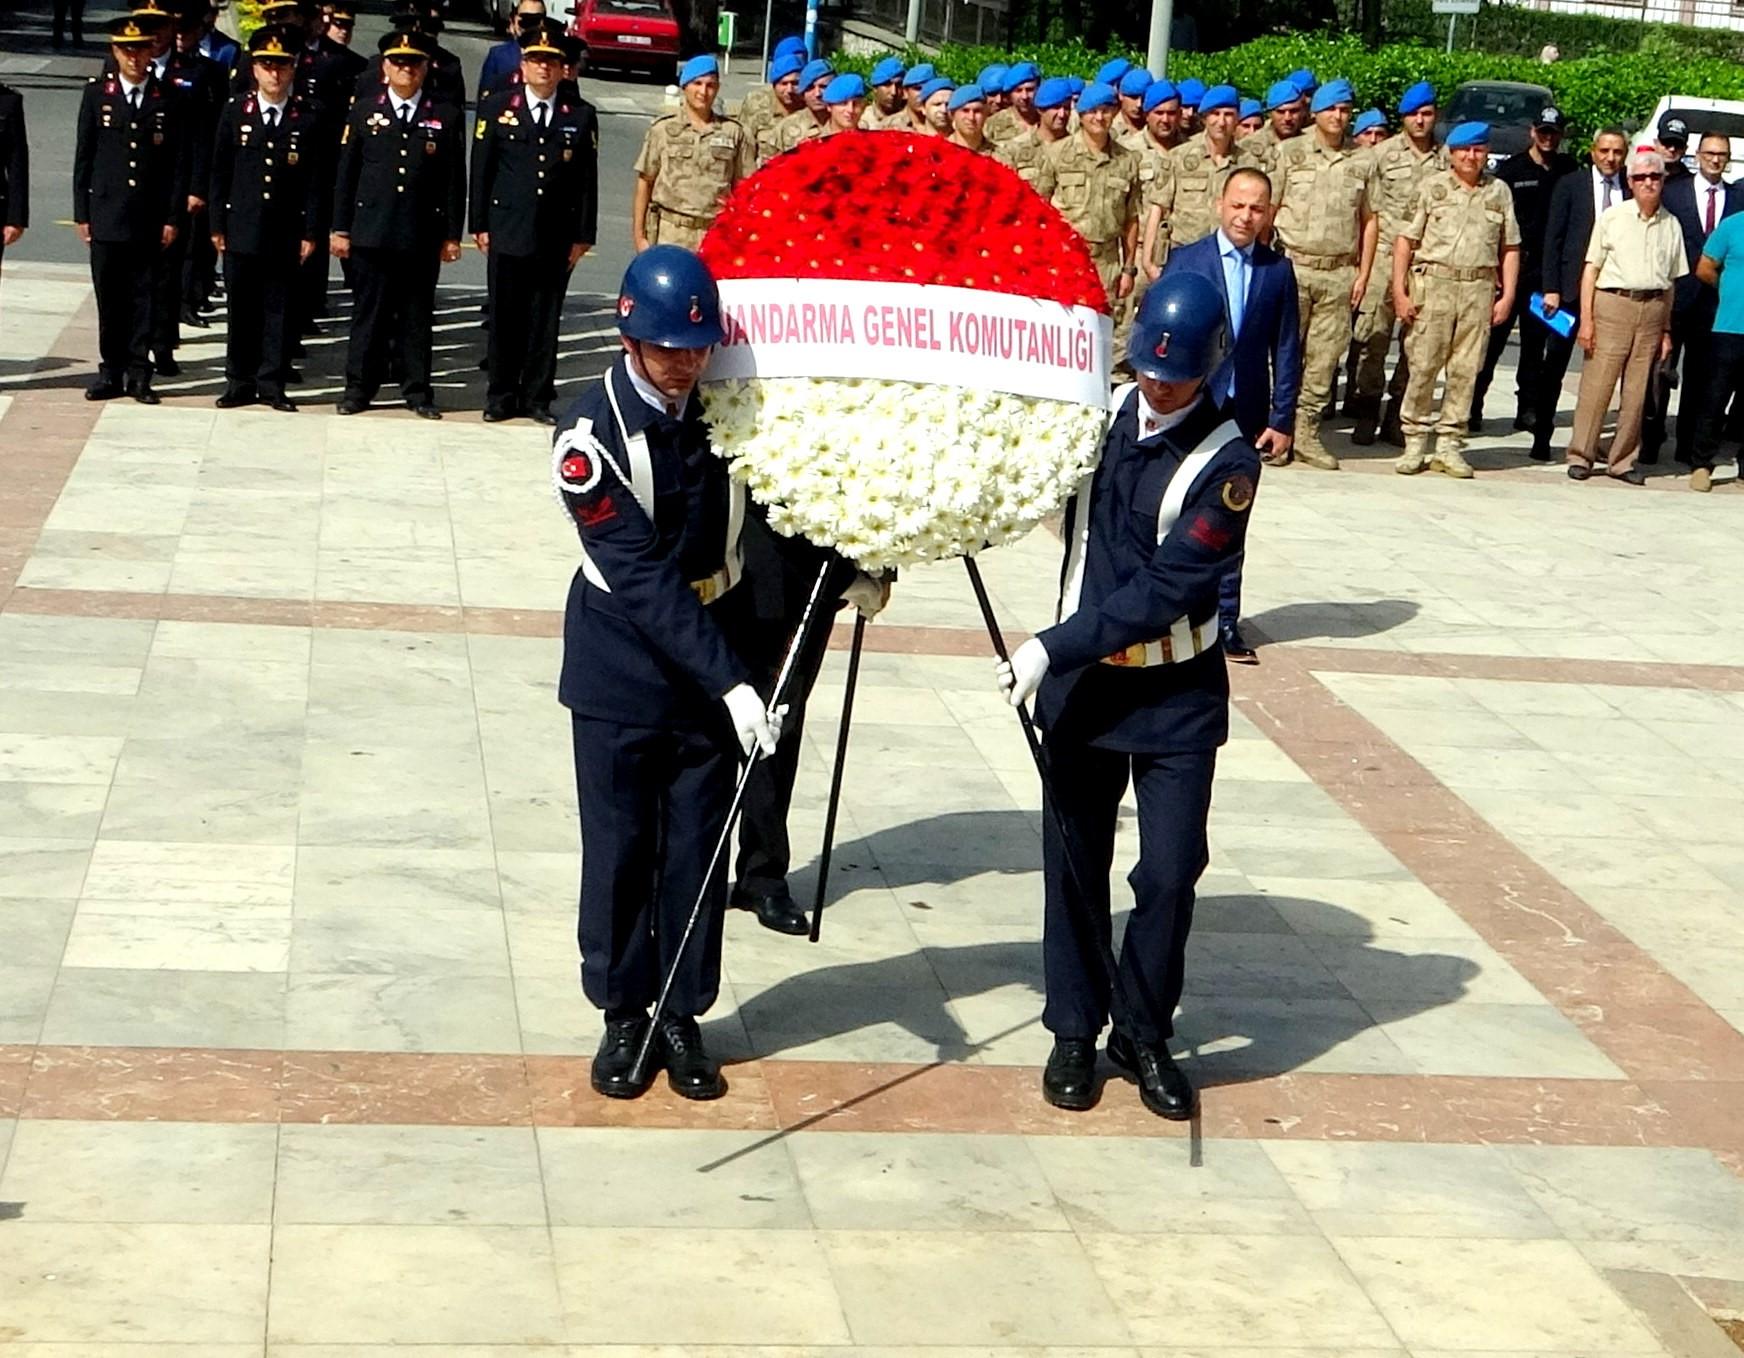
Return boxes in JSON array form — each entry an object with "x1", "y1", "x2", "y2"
[{"x1": 690, "y1": 576, "x2": 719, "y2": 605}]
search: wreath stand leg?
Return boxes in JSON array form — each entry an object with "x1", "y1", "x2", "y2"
[
  {"x1": 628, "y1": 560, "x2": 838, "y2": 1087},
  {"x1": 808, "y1": 611, "x2": 866, "y2": 943},
  {"x1": 960, "y1": 555, "x2": 1164, "y2": 1043}
]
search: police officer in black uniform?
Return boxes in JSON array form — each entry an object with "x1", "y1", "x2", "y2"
[
  {"x1": 330, "y1": 29, "x2": 465, "y2": 419},
  {"x1": 74, "y1": 14, "x2": 189, "y2": 404},
  {"x1": 999, "y1": 272, "x2": 1261, "y2": 1121},
  {"x1": 554, "y1": 247, "x2": 781, "y2": 1104},
  {"x1": 0, "y1": 79, "x2": 27, "y2": 275},
  {"x1": 355, "y1": 4, "x2": 468, "y2": 110},
  {"x1": 470, "y1": 19, "x2": 598, "y2": 424},
  {"x1": 209, "y1": 26, "x2": 325, "y2": 411}
]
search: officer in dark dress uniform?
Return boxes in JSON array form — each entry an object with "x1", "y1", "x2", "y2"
[
  {"x1": 470, "y1": 20, "x2": 598, "y2": 424},
  {"x1": 74, "y1": 14, "x2": 189, "y2": 404},
  {"x1": 0, "y1": 80, "x2": 27, "y2": 273},
  {"x1": 172, "y1": 5, "x2": 227, "y2": 329},
  {"x1": 330, "y1": 30, "x2": 465, "y2": 419},
  {"x1": 555, "y1": 248, "x2": 780, "y2": 1104},
  {"x1": 209, "y1": 26, "x2": 325, "y2": 411},
  {"x1": 354, "y1": 6, "x2": 468, "y2": 110},
  {"x1": 999, "y1": 272, "x2": 1261, "y2": 1121}
]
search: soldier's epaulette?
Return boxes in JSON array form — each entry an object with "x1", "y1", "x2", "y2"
[
  {"x1": 650, "y1": 112, "x2": 678, "y2": 126},
  {"x1": 509, "y1": 92, "x2": 523, "y2": 108}
]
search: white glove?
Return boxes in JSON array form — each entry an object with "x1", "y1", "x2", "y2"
[
  {"x1": 995, "y1": 636, "x2": 1050, "y2": 708},
  {"x1": 723, "y1": 683, "x2": 784, "y2": 758},
  {"x1": 843, "y1": 571, "x2": 891, "y2": 620}
]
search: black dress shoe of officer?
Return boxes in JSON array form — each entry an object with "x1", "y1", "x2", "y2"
[
  {"x1": 129, "y1": 382, "x2": 161, "y2": 406},
  {"x1": 1105, "y1": 1029, "x2": 1196, "y2": 1121},
  {"x1": 409, "y1": 401, "x2": 442, "y2": 421},
  {"x1": 155, "y1": 355, "x2": 181, "y2": 378},
  {"x1": 86, "y1": 378, "x2": 125, "y2": 401},
  {"x1": 336, "y1": 392, "x2": 369, "y2": 415},
  {"x1": 1221, "y1": 624, "x2": 1258, "y2": 665},
  {"x1": 481, "y1": 404, "x2": 515, "y2": 423},
  {"x1": 1042, "y1": 1036, "x2": 1099, "y2": 1111},
  {"x1": 215, "y1": 385, "x2": 257, "y2": 409},
  {"x1": 266, "y1": 393, "x2": 298, "y2": 414},
  {"x1": 529, "y1": 404, "x2": 557, "y2": 426},
  {"x1": 590, "y1": 1014, "x2": 656, "y2": 1100},
  {"x1": 659, "y1": 1014, "x2": 725, "y2": 1101},
  {"x1": 731, "y1": 887, "x2": 808, "y2": 936}
]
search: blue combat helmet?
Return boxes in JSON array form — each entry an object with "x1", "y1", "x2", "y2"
[{"x1": 617, "y1": 247, "x2": 724, "y2": 349}]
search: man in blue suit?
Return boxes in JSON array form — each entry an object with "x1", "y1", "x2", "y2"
[
  {"x1": 478, "y1": 0, "x2": 547, "y2": 100},
  {"x1": 1160, "y1": 167, "x2": 1299, "y2": 663}
]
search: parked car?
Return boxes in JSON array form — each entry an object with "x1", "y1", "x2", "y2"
[
  {"x1": 1642, "y1": 95, "x2": 1744, "y2": 179},
  {"x1": 1434, "y1": 80, "x2": 1556, "y2": 171},
  {"x1": 570, "y1": 0, "x2": 681, "y2": 73}
]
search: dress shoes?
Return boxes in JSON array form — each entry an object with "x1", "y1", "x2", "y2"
[
  {"x1": 731, "y1": 886, "x2": 808, "y2": 936},
  {"x1": 215, "y1": 386, "x2": 257, "y2": 409},
  {"x1": 336, "y1": 392, "x2": 369, "y2": 416},
  {"x1": 265, "y1": 393, "x2": 298, "y2": 414},
  {"x1": 409, "y1": 402, "x2": 442, "y2": 421},
  {"x1": 481, "y1": 404, "x2": 516, "y2": 423},
  {"x1": 1529, "y1": 445, "x2": 1553, "y2": 463},
  {"x1": 590, "y1": 1014, "x2": 657, "y2": 1099},
  {"x1": 659, "y1": 1015, "x2": 725, "y2": 1100},
  {"x1": 85, "y1": 378, "x2": 125, "y2": 401},
  {"x1": 180, "y1": 306, "x2": 209, "y2": 329},
  {"x1": 1220, "y1": 624, "x2": 1258, "y2": 665},
  {"x1": 1105, "y1": 1029, "x2": 1196, "y2": 1120},
  {"x1": 128, "y1": 382, "x2": 161, "y2": 406},
  {"x1": 1041, "y1": 1036, "x2": 1099, "y2": 1111},
  {"x1": 1513, "y1": 411, "x2": 1534, "y2": 433},
  {"x1": 155, "y1": 355, "x2": 181, "y2": 378},
  {"x1": 529, "y1": 404, "x2": 557, "y2": 426}
]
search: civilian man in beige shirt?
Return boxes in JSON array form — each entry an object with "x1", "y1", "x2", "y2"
[{"x1": 1568, "y1": 147, "x2": 1688, "y2": 483}]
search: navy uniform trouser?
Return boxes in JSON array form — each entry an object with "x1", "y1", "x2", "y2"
[
  {"x1": 223, "y1": 248, "x2": 297, "y2": 396},
  {"x1": 344, "y1": 245, "x2": 438, "y2": 405},
  {"x1": 571, "y1": 713, "x2": 735, "y2": 1019},
  {"x1": 1041, "y1": 738, "x2": 1216, "y2": 1045},
  {"x1": 485, "y1": 247, "x2": 570, "y2": 413},
  {"x1": 90, "y1": 238, "x2": 158, "y2": 386}
]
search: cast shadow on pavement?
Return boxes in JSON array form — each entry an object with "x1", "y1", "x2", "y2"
[{"x1": 1245, "y1": 596, "x2": 1420, "y2": 645}]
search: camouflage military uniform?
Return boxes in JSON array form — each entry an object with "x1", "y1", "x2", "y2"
[
  {"x1": 1270, "y1": 134, "x2": 1379, "y2": 469},
  {"x1": 1033, "y1": 130, "x2": 1143, "y2": 366},
  {"x1": 1395, "y1": 168, "x2": 1520, "y2": 477},
  {"x1": 985, "y1": 106, "x2": 1039, "y2": 146},
  {"x1": 994, "y1": 127, "x2": 1053, "y2": 187},
  {"x1": 634, "y1": 113, "x2": 755, "y2": 248},
  {"x1": 1353, "y1": 134, "x2": 1444, "y2": 419},
  {"x1": 859, "y1": 102, "x2": 906, "y2": 130},
  {"x1": 737, "y1": 83, "x2": 774, "y2": 127},
  {"x1": 946, "y1": 131, "x2": 994, "y2": 155},
  {"x1": 766, "y1": 106, "x2": 828, "y2": 160},
  {"x1": 1237, "y1": 123, "x2": 1285, "y2": 178},
  {"x1": 1153, "y1": 132, "x2": 1247, "y2": 251}
]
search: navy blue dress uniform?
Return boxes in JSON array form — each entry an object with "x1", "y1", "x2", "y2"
[
  {"x1": 554, "y1": 248, "x2": 771, "y2": 1103},
  {"x1": 1002, "y1": 272, "x2": 1260, "y2": 1121},
  {"x1": 74, "y1": 15, "x2": 191, "y2": 402},
  {"x1": 144, "y1": 32, "x2": 226, "y2": 373},
  {"x1": 209, "y1": 28, "x2": 325, "y2": 411},
  {"x1": 0, "y1": 81, "x2": 27, "y2": 268},
  {"x1": 469, "y1": 22, "x2": 599, "y2": 424},
  {"x1": 353, "y1": 8, "x2": 467, "y2": 111},
  {"x1": 331, "y1": 30, "x2": 465, "y2": 418}
]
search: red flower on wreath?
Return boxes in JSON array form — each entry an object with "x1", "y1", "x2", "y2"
[{"x1": 698, "y1": 134, "x2": 1109, "y2": 314}]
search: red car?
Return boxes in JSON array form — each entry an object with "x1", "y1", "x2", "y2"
[{"x1": 570, "y1": 0, "x2": 681, "y2": 73}]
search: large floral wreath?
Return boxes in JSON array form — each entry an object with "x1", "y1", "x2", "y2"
[{"x1": 697, "y1": 133, "x2": 1113, "y2": 573}]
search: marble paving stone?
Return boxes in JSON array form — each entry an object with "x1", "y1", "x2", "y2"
[
  {"x1": 1376, "y1": 1002, "x2": 1625, "y2": 1080},
  {"x1": 825, "y1": 1229, "x2": 1128, "y2": 1346},
  {"x1": 1249, "y1": 876, "x2": 1482, "y2": 940},
  {"x1": 1301, "y1": 934, "x2": 1541, "y2": 1007},
  {"x1": 268, "y1": 1224, "x2": 566, "y2": 1344},
  {"x1": 0, "y1": 733, "x2": 124, "y2": 784},
  {"x1": 554, "y1": 1228, "x2": 851, "y2": 1345},
  {"x1": 98, "y1": 780, "x2": 303, "y2": 844},
  {"x1": 538, "y1": 1128, "x2": 810, "y2": 1229},
  {"x1": 293, "y1": 845, "x2": 503, "y2": 915},
  {"x1": 1173, "y1": 996, "x2": 1420, "y2": 1077},
  {"x1": 0, "y1": 837, "x2": 94, "y2": 898},
  {"x1": 1084, "y1": 1233, "x2": 1397, "y2": 1348},
  {"x1": 39, "y1": 968, "x2": 287, "y2": 1050},
  {"x1": 0, "y1": 1120, "x2": 277, "y2": 1223},
  {"x1": 1028, "y1": 1135, "x2": 1315, "y2": 1235},
  {"x1": 285, "y1": 972, "x2": 523, "y2": 1053},
  {"x1": 61, "y1": 910, "x2": 292, "y2": 972},
  {"x1": 0, "y1": 895, "x2": 77, "y2": 968},
  {"x1": 1576, "y1": 1237, "x2": 1744, "y2": 1284},
  {"x1": 787, "y1": 1130, "x2": 1066, "y2": 1231},
  {"x1": 0, "y1": 1223, "x2": 270, "y2": 1342},
  {"x1": 275, "y1": 1125, "x2": 547, "y2": 1225},
  {"x1": 1260, "y1": 1141, "x2": 1558, "y2": 1239},
  {"x1": 1502, "y1": 1145, "x2": 1744, "y2": 1243},
  {"x1": 80, "y1": 841, "x2": 295, "y2": 908},
  {"x1": 1332, "y1": 1236, "x2": 1664, "y2": 1352},
  {"x1": 0, "y1": 965, "x2": 56, "y2": 1043},
  {"x1": 290, "y1": 906, "x2": 512, "y2": 976}
]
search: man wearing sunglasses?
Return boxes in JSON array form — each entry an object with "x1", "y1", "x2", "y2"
[
  {"x1": 479, "y1": 0, "x2": 546, "y2": 101},
  {"x1": 1567, "y1": 147, "x2": 1688, "y2": 484}
]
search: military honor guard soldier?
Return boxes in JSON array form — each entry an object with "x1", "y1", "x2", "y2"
[
  {"x1": 554, "y1": 248, "x2": 782, "y2": 1102},
  {"x1": 330, "y1": 29, "x2": 465, "y2": 419},
  {"x1": 471, "y1": 19, "x2": 598, "y2": 424},
  {"x1": 208, "y1": 26, "x2": 326, "y2": 412},
  {"x1": 0, "y1": 76, "x2": 27, "y2": 276},
  {"x1": 632, "y1": 55, "x2": 753, "y2": 253},
  {"x1": 998, "y1": 271, "x2": 1261, "y2": 1120},
  {"x1": 74, "y1": 13, "x2": 190, "y2": 404}
]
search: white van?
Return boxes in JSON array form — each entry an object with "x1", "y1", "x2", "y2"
[{"x1": 1643, "y1": 95, "x2": 1744, "y2": 179}]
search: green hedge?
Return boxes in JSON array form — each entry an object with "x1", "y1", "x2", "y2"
[
  {"x1": 1373, "y1": 0, "x2": 1744, "y2": 60},
  {"x1": 831, "y1": 32, "x2": 1744, "y2": 146}
]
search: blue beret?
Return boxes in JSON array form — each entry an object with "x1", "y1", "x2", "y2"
[
  {"x1": 1142, "y1": 79, "x2": 1179, "y2": 113},
  {"x1": 1310, "y1": 78, "x2": 1354, "y2": 113},
  {"x1": 918, "y1": 76, "x2": 955, "y2": 102},
  {"x1": 1265, "y1": 79, "x2": 1304, "y2": 111},
  {"x1": 1397, "y1": 80, "x2": 1436, "y2": 115},
  {"x1": 1197, "y1": 83, "x2": 1238, "y2": 114},
  {"x1": 1066, "y1": 76, "x2": 1085, "y2": 96},
  {"x1": 1094, "y1": 58, "x2": 1130, "y2": 85},
  {"x1": 1004, "y1": 61, "x2": 1040, "y2": 91},
  {"x1": 1177, "y1": 77, "x2": 1206, "y2": 108},
  {"x1": 1076, "y1": 81, "x2": 1117, "y2": 114},
  {"x1": 1239, "y1": 98, "x2": 1262, "y2": 121},
  {"x1": 1119, "y1": 67, "x2": 1152, "y2": 97},
  {"x1": 772, "y1": 36, "x2": 807, "y2": 60},
  {"x1": 948, "y1": 83, "x2": 985, "y2": 112},
  {"x1": 977, "y1": 63, "x2": 1007, "y2": 90},
  {"x1": 1287, "y1": 67, "x2": 1317, "y2": 93},
  {"x1": 1446, "y1": 119, "x2": 1490, "y2": 148},
  {"x1": 902, "y1": 62, "x2": 935, "y2": 87},
  {"x1": 869, "y1": 56, "x2": 904, "y2": 86},
  {"x1": 1353, "y1": 108, "x2": 1387, "y2": 135},
  {"x1": 798, "y1": 58, "x2": 834, "y2": 91},
  {"x1": 1035, "y1": 76, "x2": 1073, "y2": 110},
  {"x1": 822, "y1": 73, "x2": 866, "y2": 104},
  {"x1": 677, "y1": 54, "x2": 718, "y2": 86},
  {"x1": 769, "y1": 52, "x2": 804, "y2": 82}
]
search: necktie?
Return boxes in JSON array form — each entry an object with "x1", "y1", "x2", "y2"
[
  {"x1": 266, "y1": 106, "x2": 278, "y2": 129},
  {"x1": 1225, "y1": 247, "x2": 1247, "y2": 402},
  {"x1": 1707, "y1": 184, "x2": 1718, "y2": 234},
  {"x1": 535, "y1": 103, "x2": 548, "y2": 129},
  {"x1": 1603, "y1": 177, "x2": 1614, "y2": 211},
  {"x1": 399, "y1": 103, "x2": 413, "y2": 126},
  {"x1": 129, "y1": 88, "x2": 141, "y2": 113}
]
